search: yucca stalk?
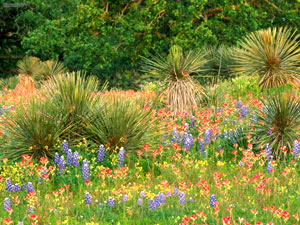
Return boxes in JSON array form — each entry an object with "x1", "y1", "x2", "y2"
[
  {"x1": 86, "y1": 92, "x2": 163, "y2": 153},
  {"x1": 0, "y1": 97, "x2": 70, "y2": 161},
  {"x1": 232, "y1": 27, "x2": 300, "y2": 89},
  {"x1": 44, "y1": 71, "x2": 101, "y2": 139},
  {"x1": 142, "y1": 45, "x2": 207, "y2": 114},
  {"x1": 252, "y1": 93, "x2": 300, "y2": 158}
]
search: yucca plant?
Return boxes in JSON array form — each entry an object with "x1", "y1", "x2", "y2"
[
  {"x1": 86, "y1": 92, "x2": 163, "y2": 153},
  {"x1": 17, "y1": 56, "x2": 42, "y2": 77},
  {"x1": 0, "y1": 76, "x2": 19, "y2": 90},
  {"x1": 252, "y1": 92, "x2": 300, "y2": 158},
  {"x1": 36, "y1": 60, "x2": 66, "y2": 82},
  {"x1": 44, "y1": 71, "x2": 102, "y2": 139},
  {"x1": 142, "y1": 45, "x2": 207, "y2": 114},
  {"x1": 0, "y1": 97, "x2": 69, "y2": 161},
  {"x1": 232, "y1": 27, "x2": 300, "y2": 89},
  {"x1": 203, "y1": 45, "x2": 234, "y2": 79}
]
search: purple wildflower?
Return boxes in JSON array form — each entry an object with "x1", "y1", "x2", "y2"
[
  {"x1": 28, "y1": 205, "x2": 34, "y2": 213},
  {"x1": 12, "y1": 183, "x2": 21, "y2": 192},
  {"x1": 5, "y1": 178, "x2": 12, "y2": 191},
  {"x1": 122, "y1": 194, "x2": 128, "y2": 202},
  {"x1": 84, "y1": 192, "x2": 92, "y2": 204},
  {"x1": 204, "y1": 128, "x2": 213, "y2": 144},
  {"x1": 97, "y1": 145, "x2": 105, "y2": 163},
  {"x1": 27, "y1": 182, "x2": 35, "y2": 193},
  {"x1": 267, "y1": 161, "x2": 273, "y2": 173},
  {"x1": 149, "y1": 199, "x2": 156, "y2": 210},
  {"x1": 293, "y1": 140, "x2": 299, "y2": 158},
  {"x1": 81, "y1": 160, "x2": 89, "y2": 181},
  {"x1": 239, "y1": 160, "x2": 244, "y2": 167},
  {"x1": 73, "y1": 151, "x2": 79, "y2": 167},
  {"x1": 179, "y1": 191, "x2": 186, "y2": 205},
  {"x1": 108, "y1": 198, "x2": 115, "y2": 207},
  {"x1": 140, "y1": 191, "x2": 146, "y2": 198},
  {"x1": 173, "y1": 188, "x2": 179, "y2": 195},
  {"x1": 118, "y1": 147, "x2": 126, "y2": 167},
  {"x1": 62, "y1": 140, "x2": 69, "y2": 154},
  {"x1": 66, "y1": 149, "x2": 73, "y2": 166},
  {"x1": 54, "y1": 153, "x2": 60, "y2": 165},
  {"x1": 4, "y1": 198, "x2": 11, "y2": 212},
  {"x1": 209, "y1": 194, "x2": 217, "y2": 207},
  {"x1": 241, "y1": 106, "x2": 247, "y2": 118},
  {"x1": 199, "y1": 139, "x2": 206, "y2": 156},
  {"x1": 58, "y1": 156, "x2": 65, "y2": 175},
  {"x1": 265, "y1": 144, "x2": 272, "y2": 161},
  {"x1": 137, "y1": 198, "x2": 143, "y2": 206},
  {"x1": 190, "y1": 116, "x2": 196, "y2": 128},
  {"x1": 183, "y1": 133, "x2": 194, "y2": 152},
  {"x1": 235, "y1": 101, "x2": 243, "y2": 108}
]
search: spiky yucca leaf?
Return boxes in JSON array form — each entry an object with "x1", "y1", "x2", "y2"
[
  {"x1": 86, "y1": 92, "x2": 163, "y2": 153},
  {"x1": 44, "y1": 71, "x2": 101, "y2": 139},
  {"x1": 233, "y1": 27, "x2": 300, "y2": 89},
  {"x1": 142, "y1": 45, "x2": 207, "y2": 114},
  {"x1": 17, "y1": 56, "x2": 42, "y2": 77},
  {"x1": 253, "y1": 93, "x2": 300, "y2": 158},
  {"x1": 0, "y1": 97, "x2": 69, "y2": 161},
  {"x1": 37, "y1": 60, "x2": 66, "y2": 81}
]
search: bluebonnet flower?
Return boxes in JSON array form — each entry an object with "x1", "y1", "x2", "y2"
[
  {"x1": 241, "y1": 106, "x2": 247, "y2": 118},
  {"x1": 267, "y1": 161, "x2": 273, "y2": 173},
  {"x1": 183, "y1": 133, "x2": 194, "y2": 152},
  {"x1": 22, "y1": 183, "x2": 27, "y2": 191},
  {"x1": 66, "y1": 149, "x2": 73, "y2": 166},
  {"x1": 137, "y1": 198, "x2": 143, "y2": 206},
  {"x1": 6, "y1": 178, "x2": 12, "y2": 191},
  {"x1": 265, "y1": 144, "x2": 272, "y2": 161},
  {"x1": 232, "y1": 120, "x2": 237, "y2": 125},
  {"x1": 62, "y1": 140, "x2": 69, "y2": 154},
  {"x1": 0, "y1": 107, "x2": 4, "y2": 115},
  {"x1": 84, "y1": 192, "x2": 92, "y2": 204},
  {"x1": 27, "y1": 182, "x2": 35, "y2": 193},
  {"x1": 118, "y1": 147, "x2": 126, "y2": 167},
  {"x1": 154, "y1": 195, "x2": 161, "y2": 208},
  {"x1": 73, "y1": 151, "x2": 79, "y2": 167},
  {"x1": 4, "y1": 198, "x2": 11, "y2": 212},
  {"x1": 209, "y1": 194, "x2": 217, "y2": 207},
  {"x1": 81, "y1": 160, "x2": 89, "y2": 181},
  {"x1": 166, "y1": 192, "x2": 172, "y2": 197},
  {"x1": 204, "y1": 128, "x2": 213, "y2": 144},
  {"x1": 235, "y1": 101, "x2": 243, "y2": 108},
  {"x1": 158, "y1": 193, "x2": 166, "y2": 206},
  {"x1": 122, "y1": 194, "x2": 128, "y2": 202},
  {"x1": 217, "y1": 108, "x2": 222, "y2": 114},
  {"x1": 198, "y1": 139, "x2": 206, "y2": 156},
  {"x1": 17, "y1": 222, "x2": 24, "y2": 225},
  {"x1": 173, "y1": 188, "x2": 179, "y2": 196},
  {"x1": 28, "y1": 205, "x2": 34, "y2": 213},
  {"x1": 108, "y1": 198, "x2": 115, "y2": 207},
  {"x1": 239, "y1": 161, "x2": 244, "y2": 167},
  {"x1": 162, "y1": 133, "x2": 167, "y2": 146},
  {"x1": 171, "y1": 128, "x2": 180, "y2": 143},
  {"x1": 149, "y1": 199, "x2": 156, "y2": 210},
  {"x1": 140, "y1": 191, "x2": 146, "y2": 198},
  {"x1": 190, "y1": 116, "x2": 196, "y2": 128},
  {"x1": 293, "y1": 140, "x2": 299, "y2": 158},
  {"x1": 97, "y1": 145, "x2": 105, "y2": 163},
  {"x1": 179, "y1": 191, "x2": 186, "y2": 205},
  {"x1": 54, "y1": 153, "x2": 60, "y2": 165},
  {"x1": 12, "y1": 183, "x2": 21, "y2": 192},
  {"x1": 58, "y1": 156, "x2": 65, "y2": 175},
  {"x1": 189, "y1": 198, "x2": 195, "y2": 202},
  {"x1": 252, "y1": 114, "x2": 257, "y2": 123}
]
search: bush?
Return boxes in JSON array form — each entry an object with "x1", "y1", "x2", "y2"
[
  {"x1": 44, "y1": 71, "x2": 102, "y2": 139},
  {"x1": 232, "y1": 27, "x2": 300, "y2": 89},
  {"x1": 0, "y1": 76, "x2": 19, "y2": 90},
  {"x1": 252, "y1": 92, "x2": 300, "y2": 158},
  {"x1": 85, "y1": 91, "x2": 164, "y2": 154},
  {"x1": 0, "y1": 97, "x2": 69, "y2": 161}
]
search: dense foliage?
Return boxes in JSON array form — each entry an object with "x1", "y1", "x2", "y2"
[{"x1": 1, "y1": 0, "x2": 300, "y2": 87}]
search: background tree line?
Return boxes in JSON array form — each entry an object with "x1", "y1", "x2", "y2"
[{"x1": 0, "y1": 0, "x2": 299, "y2": 88}]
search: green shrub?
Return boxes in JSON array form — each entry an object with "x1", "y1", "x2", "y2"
[
  {"x1": 85, "y1": 92, "x2": 163, "y2": 154},
  {"x1": 252, "y1": 92, "x2": 300, "y2": 158},
  {"x1": 0, "y1": 76, "x2": 19, "y2": 90},
  {"x1": 230, "y1": 74, "x2": 261, "y2": 99},
  {"x1": 44, "y1": 71, "x2": 102, "y2": 139},
  {"x1": 0, "y1": 97, "x2": 69, "y2": 161}
]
